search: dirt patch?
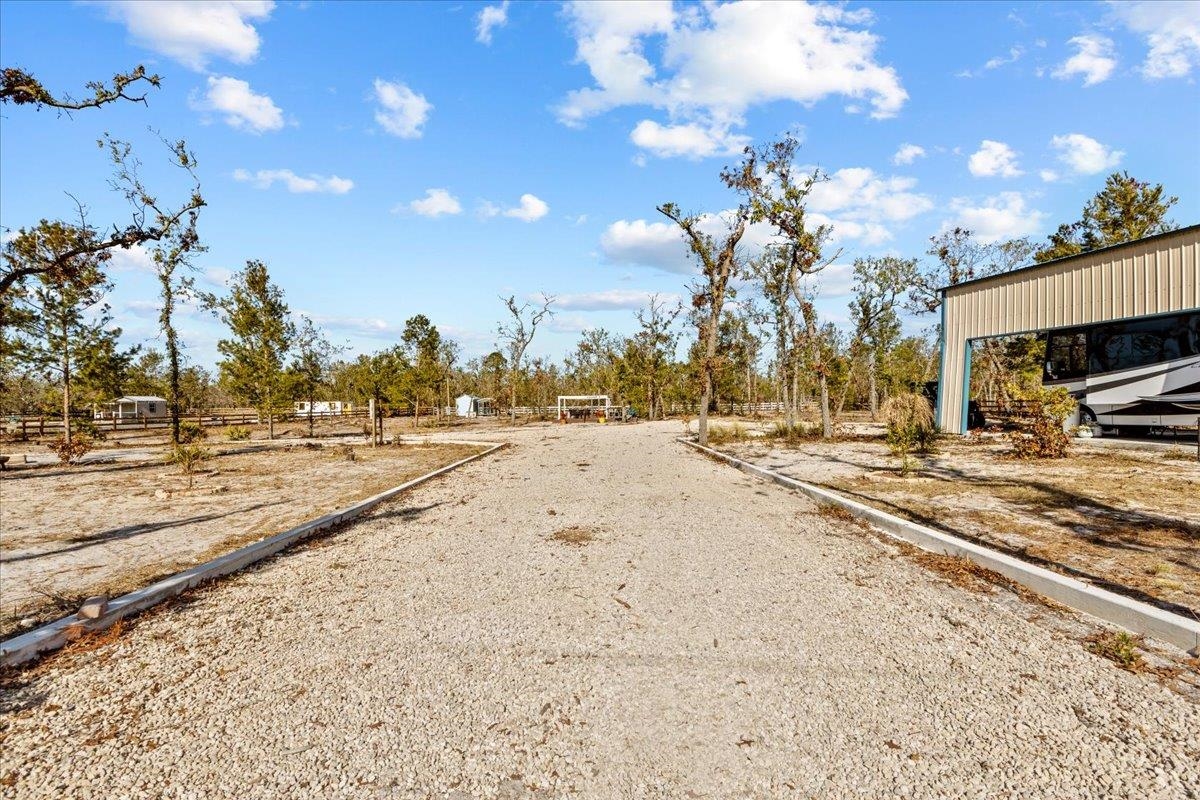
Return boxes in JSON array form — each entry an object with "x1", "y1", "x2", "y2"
[
  {"x1": 549, "y1": 526, "x2": 597, "y2": 546},
  {"x1": 725, "y1": 428, "x2": 1200, "y2": 614},
  {"x1": 0, "y1": 442, "x2": 485, "y2": 638}
]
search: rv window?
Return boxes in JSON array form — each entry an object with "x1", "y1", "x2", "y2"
[
  {"x1": 1090, "y1": 313, "x2": 1199, "y2": 373},
  {"x1": 148, "y1": 402, "x2": 157, "y2": 413},
  {"x1": 1044, "y1": 330, "x2": 1087, "y2": 381}
]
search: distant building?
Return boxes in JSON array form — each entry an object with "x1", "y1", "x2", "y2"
[
  {"x1": 95, "y1": 396, "x2": 168, "y2": 420},
  {"x1": 294, "y1": 401, "x2": 351, "y2": 416},
  {"x1": 455, "y1": 394, "x2": 494, "y2": 417}
]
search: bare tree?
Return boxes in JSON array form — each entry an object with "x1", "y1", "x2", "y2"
[
  {"x1": 657, "y1": 202, "x2": 748, "y2": 446},
  {"x1": 748, "y1": 246, "x2": 799, "y2": 430},
  {"x1": 1, "y1": 135, "x2": 205, "y2": 299},
  {"x1": 731, "y1": 135, "x2": 838, "y2": 436},
  {"x1": 2, "y1": 64, "x2": 160, "y2": 111},
  {"x1": 497, "y1": 295, "x2": 555, "y2": 422}
]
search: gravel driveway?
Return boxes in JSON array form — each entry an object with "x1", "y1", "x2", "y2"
[{"x1": 2, "y1": 421, "x2": 1196, "y2": 799}]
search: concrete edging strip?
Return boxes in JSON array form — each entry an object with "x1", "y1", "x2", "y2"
[
  {"x1": 1, "y1": 441, "x2": 506, "y2": 668},
  {"x1": 682, "y1": 438, "x2": 1200, "y2": 655}
]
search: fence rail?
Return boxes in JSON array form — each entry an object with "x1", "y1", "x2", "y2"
[{"x1": 3, "y1": 408, "x2": 368, "y2": 438}]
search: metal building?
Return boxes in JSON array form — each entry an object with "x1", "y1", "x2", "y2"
[{"x1": 936, "y1": 224, "x2": 1200, "y2": 434}]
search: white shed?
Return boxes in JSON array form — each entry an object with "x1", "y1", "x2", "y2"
[
  {"x1": 96, "y1": 396, "x2": 168, "y2": 420},
  {"x1": 455, "y1": 395, "x2": 494, "y2": 417}
]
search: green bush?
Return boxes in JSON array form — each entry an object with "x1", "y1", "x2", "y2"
[
  {"x1": 178, "y1": 420, "x2": 206, "y2": 443},
  {"x1": 166, "y1": 443, "x2": 210, "y2": 487},
  {"x1": 226, "y1": 425, "x2": 251, "y2": 441},
  {"x1": 73, "y1": 418, "x2": 107, "y2": 442}
]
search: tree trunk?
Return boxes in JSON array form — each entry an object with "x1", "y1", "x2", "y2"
[
  {"x1": 266, "y1": 386, "x2": 274, "y2": 440},
  {"x1": 868, "y1": 349, "x2": 878, "y2": 421},
  {"x1": 61, "y1": 339, "x2": 72, "y2": 447},
  {"x1": 819, "y1": 373, "x2": 832, "y2": 438},
  {"x1": 162, "y1": 270, "x2": 182, "y2": 446},
  {"x1": 414, "y1": 398, "x2": 420, "y2": 429},
  {"x1": 789, "y1": 366, "x2": 798, "y2": 429},
  {"x1": 510, "y1": 369, "x2": 518, "y2": 423},
  {"x1": 307, "y1": 386, "x2": 315, "y2": 437},
  {"x1": 697, "y1": 314, "x2": 720, "y2": 446}
]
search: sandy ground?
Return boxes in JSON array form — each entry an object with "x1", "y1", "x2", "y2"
[
  {"x1": 711, "y1": 424, "x2": 1200, "y2": 615},
  {"x1": 0, "y1": 440, "x2": 483, "y2": 636},
  {"x1": 1, "y1": 421, "x2": 1196, "y2": 799}
]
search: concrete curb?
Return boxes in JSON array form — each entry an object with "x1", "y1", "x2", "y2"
[
  {"x1": 1, "y1": 441, "x2": 506, "y2": 668},
  {"x1": 682, "y1": 438, "x2": 1200, "y2": 655}
]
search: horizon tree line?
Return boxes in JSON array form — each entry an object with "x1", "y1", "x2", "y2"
[{"x1": 0, "y1": 64, "x2": 1182, "y2": 450}]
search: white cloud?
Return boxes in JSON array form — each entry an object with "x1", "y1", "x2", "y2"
[
  {"x1": 233, "y1": 168, "x2": 354, "y2": 194},
  {"x1": 476, "y1": 1, "x2": 509, "y2": 44},
  {"x1": 984, "y1": 46, "x2": 1024, "y2": 70},
  {"x1": 93, "y1": 1, "x2": 274, "y2": 71},
  {"x1": 806, "y1": 167, "x2": 934, "y2": 244},
  {"x1": 404, "y1": 188, "x2": 462, "y2": 218},
  {"x1": 891, "y1": 143, "x2": 925, "y2": 166},
  {"x1": 191, "y1": 76, "x2": 284, "y2": 133},
  {"x1": 599, "y1": 212, "x2": 779, "y2": 273},
  {"x1": 482, "y1": 193, "x2": 549, "y2": 222},
  {"x1": 959, "y1": 45, "x2": 1025, "y2": 77},
  {"x1": 1039, "y1": 169, "x2": 1060, "y2": 183},
  {"x1": 107, "y1": 244, "x2": 155, "y2": 273},
  {"x1": 1109, "y1": 1, "x2": 1200, "y2": 79},
  {"x1": 548, "y1": 289, "x2": 679, "y2": 311},
  {"x1": 1049, "y1": 133, "x2": 1124, "y2": 175},
  {"x1": 801, "y1": 261, "x2": 855, "y2": 297},
  {"x1": 1052, "y1": 35, "x2": 1117, "y2": 86},
  {"x1": 202, "y1": 267, "x2": 233, "y2": 287},
  {"x1": 546, "y1": 313, "x2": 592, "y2": 334},
  {"x1": 943, "y1": 192, "x2": 1046, "y2": 244},
  {"x1": 303, "y1": 313, "x2": 401, "y2": 339},
  {"x1": 372, "y1": 79, "x2": 432, "y2": 138},
  {"x1": 124, "y1": 297, "x2": 203, "y2": 318},
  {"x1": 558, "y1": 1, "x2": 906, "y2": 159},
  {"x1": 629, "y1": 119, "x2": 750, "y2": 159},
  {"x1": 967, "y1": 140, "x2": 1022, "y2": 178},
  {"x1": 600, "y1": 218, "x2": 692, "y2": 273}
]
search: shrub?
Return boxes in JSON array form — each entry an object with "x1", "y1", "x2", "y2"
[
  {"x1": 706, "y1": 423, "x2": 747, "y2": 445},
  {"x1": 881, "y1": 393, "x2": 937, "y2": 457},
  {"x1": 1086, "y1": 630, "x2": 1143, "y2": 671},
  {"x1": 73, "y1": 418, "x2": 106, "y2": 442},
  {"x1": 166, "y1": 443, "x2": 210, "y2": 488},
  {"x1": 177, "y1": 420, "x2": 206, "y2": 443},
  {"x1": 226, "y1": 425, "x2": 251, "y2": 441},
  {"x1": 1007, "y1": 387, "x2": 1075, "y2": 459},
  {"x1": 49, "y1": 434, "x2": 93, "y2": 465}
]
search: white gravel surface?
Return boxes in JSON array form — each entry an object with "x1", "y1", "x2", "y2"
[{"x1": 1, "y1": 421, "x2": 1197, "y2": 799}]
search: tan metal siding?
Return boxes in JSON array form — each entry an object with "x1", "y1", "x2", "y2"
[{"x1": 938, "y1": 227, "x2": 1200, "y2": 433}]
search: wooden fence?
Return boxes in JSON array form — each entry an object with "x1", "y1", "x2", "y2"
[{"x1": 4, "y1": 408, "x2": 368, "y2": 438}]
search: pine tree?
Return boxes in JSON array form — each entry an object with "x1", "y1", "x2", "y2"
[
  {"x1": 1034, "y1": 172, "x2": 1178, "y2": 262},
  {"x1": 401, "y1": 314, "x2": 443, "y2": 428},
  {"x1": 7, "y1": 254, "x2": 129, "y2": 446},
  {"x1": 213, "y1": 260, "x2": 295, "y2": 440},
  {"x1": 288, "y1": 316, "x2": 342, "y2": 437}
]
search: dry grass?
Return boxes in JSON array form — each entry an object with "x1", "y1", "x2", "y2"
[
  {"x1": 816, "y1": 503, "x2": 865, "y2": 527},
  {"x1": 1, "y1": 442, "x2": 485, "y2": 639},
  {"x1": 549, "y1": 526, "x2": 596, "y2": 546}
]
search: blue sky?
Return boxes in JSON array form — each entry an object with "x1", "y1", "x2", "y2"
[{"x1": 2, "y1": 1, "x2": 1198, "y2": 368}]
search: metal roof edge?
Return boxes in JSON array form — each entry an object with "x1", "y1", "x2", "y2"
[{"x1": 938, "y1": 223, "x2": 1200, "y2": 295}]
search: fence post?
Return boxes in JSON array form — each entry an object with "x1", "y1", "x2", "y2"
[{"x1": 39, "y1": 417, "x2": 44, "y2": 435}]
